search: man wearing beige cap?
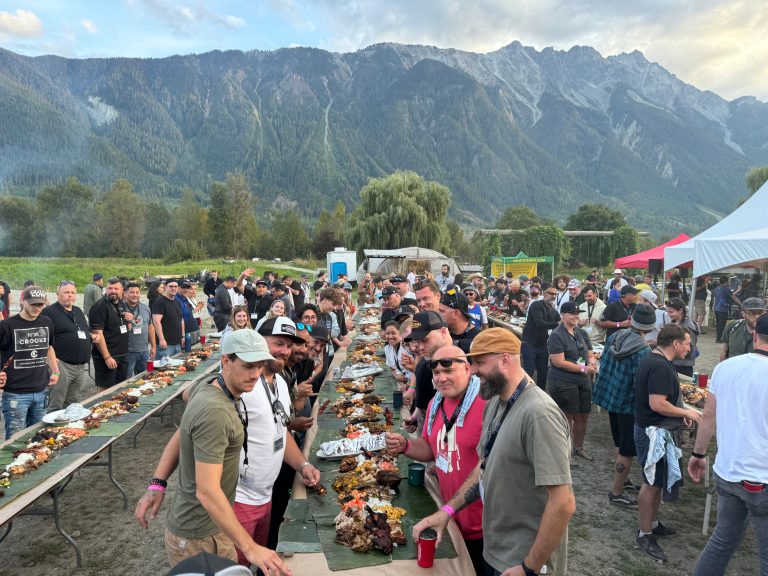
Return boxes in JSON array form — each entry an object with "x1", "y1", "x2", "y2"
[
  {"x1": 413, "y1": 328, "x2": 574, "y2": 576},
  {"x1": 0, "y1": 286, "x2": 60, "y2": 438}
]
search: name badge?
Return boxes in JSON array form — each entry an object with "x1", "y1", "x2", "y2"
[
  {"x1": 120, "y1": 325, "x2": 128, "y2": 334},
  {"x1": 435, "y1": 453, "x2": 450, "y2": 474},
  {"x1": 133, "y1": 327, "x2": 142, "y2": 335},
  {"x1": 273, "y1": 436, "x2": 284, "y2": 452},
  {"x1": 77, "y1": 330, "x2": 87, "y2": 340},
  {"x1": 239, "y1": 466, "x2": 258, "y2": 490},
  {"x1": 193, "y1": 311, "x2": 200, "y2": 319},
  {"x1": 251, "y1": 313, "x2": 258, "y2": 319},
  {"x1": 584, "y1": 326, "x2": 593, "y2": 335}
]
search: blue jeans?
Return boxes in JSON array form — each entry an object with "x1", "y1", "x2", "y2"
[
  {"x1": 156, "y1": 343, "x2": 182, "y2": 359},
  {"x1": 694, "y1": 473, "x2": 768, "y2": 576},
  {"x1": 125, "y1": 350, "x2": 150, "y2": 377},
  {"x1": 3, "y1": 390, "x2": 48, "y2": 439},
  {"x1": 521, "y1": 342, "x2": 549, "y2": 389}
]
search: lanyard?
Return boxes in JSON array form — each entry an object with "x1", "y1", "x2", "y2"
[
  {"x1": 217, "y1": 375, "x2": 249, "y2": 465},
  {"x1": 586, "y1": 303, "x2": 595, "y2": 319},
  {"x1": 481, "y1": 377, "x2": 528, "y2": 470},
  {"x1": 439, "y1": 392, "x2": 467, "y2": 445},
  {"x1": 752, "y1": 349, "x2": 768, "y2": 357},
  {"x1": 60, "y1": 304, "x2": 83, "y2": 331},
  {"x1": 262, "y1": 375, "x2": 289, "y2": 427}
]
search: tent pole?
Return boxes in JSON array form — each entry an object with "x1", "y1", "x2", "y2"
[
  {"x1": 689, "y1": 275, "x2": 697, "y2": 328},
  {"x1": 659, "y1": 259, "x2": 666, "y2": 305}
]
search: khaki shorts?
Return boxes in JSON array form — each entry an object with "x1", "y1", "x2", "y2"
[
  {"x1": 694, "y1": 299, "x2": 706, "y2": 316},
  {"x1": 164, "y1": 528, "x2": 237, "y2": 567}
]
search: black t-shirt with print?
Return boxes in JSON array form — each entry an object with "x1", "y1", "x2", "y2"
[{"x1": 0, "y1": 314, "x2": 55, "y2": 393}]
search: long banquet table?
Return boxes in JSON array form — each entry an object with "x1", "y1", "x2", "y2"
[
  {"x1": 0, "y1": 347, "x2": 221, "y2": 567},
  {"x1": 278, "y1": 313, "x2": 475, "y2": 575}
]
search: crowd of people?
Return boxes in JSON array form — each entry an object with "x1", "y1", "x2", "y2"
[{"x1": 0, "y1": 263, "x2": 765, "y2": 575}]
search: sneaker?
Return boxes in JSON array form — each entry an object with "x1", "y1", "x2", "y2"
[
  {"x1": 608, "y1": 491, "x2": 638, "y2": 507},
  {"x1": 652, "y1": 522, "x2": 677, "y2": 537},
  {"x1": 634, "y1": 533, "x2": 667, "y2": 563},
  {"x1": 623, "y1": 479, "x2": 641, "y2": 492}
]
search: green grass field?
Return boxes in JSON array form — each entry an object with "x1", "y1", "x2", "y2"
[{"x1": 0, "y1": 257, "x2": 322, "y2": 291}]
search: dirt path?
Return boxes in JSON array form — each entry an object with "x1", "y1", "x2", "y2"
[{"x1": 0, "y1": 327, "x2": 760, "y2": 576}]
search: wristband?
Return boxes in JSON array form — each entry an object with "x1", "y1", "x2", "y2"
[
  {"x1": 521, "y1": 560, "x2": 538, "y2": 576},
  {"x1": 299, "y1": 461, "x2": 312, "y2": 473},
  {"x1": 691, "y1": 451, "x2": 707, "y2": 459},
  {"x1": 51, "y1": 371, "x2": 60, "y2": 376},
  {"x1": 616, "y1": 322, "x2": 620, "y2": 328},
  {"x1": 147, "y1": 484, "x2": 166, "y2": 492},
  {"x1": 578, "y1": 364, "x2": 586, "y2": 373},
  {"x1": 408, "y1": 385, "x2": 417, "y2": 390},
  {"x1": 440, "y1": 504, "x2": 455, "y2": 517},
  {"x1": 149, "y1": 477, "x2": 168, "y2": 488},
  {"x1": 403, "y1": 439, "x2": 410, "y2": 454}
]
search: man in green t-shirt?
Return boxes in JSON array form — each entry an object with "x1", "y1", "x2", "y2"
[
  {"x1": 720, "y1": 297, "x2": 765, "y2": 360},
  {"x1": 413, "y1": 328, "x2": 575, "y2": 576},
  {"x1": 159, "y1": 329, "x2": 290, "y2": 574}
]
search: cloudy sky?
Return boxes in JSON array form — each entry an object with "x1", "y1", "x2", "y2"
[{"x1": 1, "y1": 0, "x2": 766, "y2": 100}]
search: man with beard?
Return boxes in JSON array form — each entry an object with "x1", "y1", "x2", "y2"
[
  {"x1": 413, "y1": 329, "x2": 574, "y2": 576},
  {"x1": 505, "y1": 280, "x2": 528, "y2": 317},
  {"x1": 521, "y1": 282, "x2": 561, "y2": 389},
  {"x1": 599, "y1": 285, "x2": 637, "y2": 341},
  {"x1": 240, "y1": 277, "x2": 274, "y2": 327},
  {"x1": 43, "y1": 281, "x2": 95, "y2": 411},
  {"x1": 720, "y1": 297, "x2": 765, "y2": 360},
  {"x1": 436, "y1": 264, "x2": 452, "y2": 293},
  {"x1": 0, "y1": 286, "x2": 60, "y2": 438},
  {"x1": 135, "y1": 318, "x2": 319, "y2": 568},
  {"x1": 414, "y1": 279, "x2": 442, "y2": 312},
  {"x1": 385, "y1": 345, "x2": 487, "y2": 575},
  {"x1": 89, "y1": 278, "x2": 133, "y2": 391},
  {"x1": 122, "y1": 282, "x2": 155, "y2": 377},
  {"x1": 439, "y1": 289, "x2": 481, "y2": 353},
  {"x1": 577, "y1": 285, "x2": 608, "y2": 345}
]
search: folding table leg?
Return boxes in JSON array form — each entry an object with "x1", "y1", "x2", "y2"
[
  {"x1": 51, "y1": 482, "x2": 82, "y2": 568},
  {"x1": 85, "y1": 445, "x2": 128, "y2": 510},
  {"x1": 702, "y1": 462, "x2": 712, "y2": 535},
  {"x1": 0, "y1": 521, "x2": 12, "y2": 544}
]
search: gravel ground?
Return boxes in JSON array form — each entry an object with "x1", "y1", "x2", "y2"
[{"x1": 0, "y1": 301, "x2": 761, "y2": 576}]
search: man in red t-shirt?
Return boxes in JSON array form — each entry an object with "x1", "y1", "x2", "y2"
[{"x1": 386, "y1": 344, "x2": 486, "y2": 575}]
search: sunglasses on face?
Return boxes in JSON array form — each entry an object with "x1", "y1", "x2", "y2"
[
  {"x1": 428, "y1": 357, "x2": 468, "y2": 370},
  {"x1": 59, "y1": 280, "x2": 76, "y2": 287},
  {"x1": 295, "y1": 322, "x2": 313, "y2": 333}
]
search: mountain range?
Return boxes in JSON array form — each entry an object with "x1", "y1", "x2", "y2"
[{"x1": 1, "y1": 41, "x2": 766, "y2": 235}]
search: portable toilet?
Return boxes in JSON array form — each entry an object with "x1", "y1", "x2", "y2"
[{"x1": 327, "y1": 247, "x2": 357, "y2": 284}]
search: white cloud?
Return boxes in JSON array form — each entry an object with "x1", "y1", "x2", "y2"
[
  {"x1": 136, "y1": 0, "x2": 246, "y2": 32},
  {"x1": 223, "y1": 15, "x2": 246, "y2": 29},
  {"x1": 0, "y1": 8, "x2": 44, "y2": 38},
  {"x1": 81, "y1": 19, "x2": 98, "y2": 34}
]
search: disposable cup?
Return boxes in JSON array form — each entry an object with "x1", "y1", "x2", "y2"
[
  {"x1": 408, "y1": 463, "x2": 426, "y2": 486},
  {"x1": 417, "y1": 528, "x2": 438, "y2": 568},
  {"x1": 146, "y1": 360, "x2": 154, "y2": 372}
]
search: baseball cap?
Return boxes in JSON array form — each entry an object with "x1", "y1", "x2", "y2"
[
  {"x1": 405, "y1": 311, "x2": 447, "y2": 342},
  {"x1": 519, "y1": 274, "x2": 529, "y2": 281},
  {"x1": 300, "y1": 274, "x2": 309, "y2": 279},
  {"x1": 221, "y1": 329, "x2": 274, "y2": 363},
  {"x1": 631, "y1": 303, "x2": 658, "y2": 331},
  {"x1": 390, "y1": 274, "x2": 408, "y2": 284},
  {"x1": 382, "y1": 286, "x2": 399, "y2": 298},
  {"x1": 92, "y1": 273, "x2": 103, "y2": 280},
  {"x1": 309, "y1": 324, "x2": 331, "y2": 342},
  {"x1": 756, "y1": 314, "x2": 768, "y2": 335},
  {"x1": 560, "y1": 301, "x2": 581, "y2": 315},
  {"x1": 22, "y1": 286, "x2": 47, "y2": 305},
  {"x1": 257, "y1": 317, "x2": 305, "y2": 343},
  {"x1": 254, "y1": 279, "x2": 268, "y2": 287},
  {"x1": 620, "y1": 285, "x2": 637, "y2": 296},
  {"x1": 666, "y1": 297, "x2": 686, "y2": 310},
  {"x1": 567, "y1": 279, "x2": 581, "y2": 289},
  {"x1": 462, "y1": 285, "x2": 479, "y2": 295},
  {"x1": 342, "y1": 282, "x2": 353, "y2": 291},
  {"x1": 179, "y1": 281, "x2": 192, "y2": 289},
  {"x1": 742, "y1": 297, "x2": 765, "y2": 311},
  {"x1": 440, "y1": 288, "x2": 470, "y2": 317},
  {"x1": 402, "y1": 297, "x2": 418, "y2": 307},
  {"x1": 613, "y1": 268, "x2": 623, "y2": 275},
  {"x1": 465, "y1": 328, "x2": 521, "y2": 356},
  {"x1": 640, "y1": 289, "x2": 658, "y2": 306},
  {"x1": 395, "y1": 305, "x2": 415, "y2": 317}
]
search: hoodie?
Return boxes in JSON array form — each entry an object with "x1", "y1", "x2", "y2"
[{"x1": 593, "y1": 329, "x2": 651, "y2": 414}]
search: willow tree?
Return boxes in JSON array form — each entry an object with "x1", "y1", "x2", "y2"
[{"x1": 346, "y1": 171, "x2": 451, "y2": 254}]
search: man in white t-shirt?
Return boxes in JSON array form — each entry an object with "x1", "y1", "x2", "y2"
[
  {"x1": 604, "y1": 268, "x2": 628, "y2": 295},
  {"x1": 688, "y1": 314, "x2": 768, "y2": 575}
]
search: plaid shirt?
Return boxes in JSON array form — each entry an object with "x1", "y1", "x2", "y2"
[{"x1": 592, "y1": 332, "x2": 651, "y2": 414}]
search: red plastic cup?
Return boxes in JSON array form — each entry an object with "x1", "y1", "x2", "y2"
[
  {"x1": 417, "y1": 528, "x2": 438, "y2": 568},
  {"x1": 200, "y1": 335, "x2": 206, "y2": 345},
  {"x1": 698, "y1": 373, "x2": 708, "y2": 388},
  {"x1": 146, "y1": 360, "x2": 154, "y2": 372}
]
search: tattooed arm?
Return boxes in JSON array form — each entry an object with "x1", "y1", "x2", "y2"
[{"x1": 411, "y1": 461, "x2": 482, "y2": 545}]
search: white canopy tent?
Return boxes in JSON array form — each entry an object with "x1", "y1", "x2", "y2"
[
  {"x1": 664, "y1": 181, "x2": 768, "y2": 271},
  {"x1": 693, "y1": 227, "x2": 768, "y2": 278}
]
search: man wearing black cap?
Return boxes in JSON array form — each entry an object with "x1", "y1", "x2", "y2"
[
  {"x1": 238, "y1": 274, "x2": 274, "y2": 328},
  {"x1": 380, "y1": 286, "x2": 403, "y2": 329},
  {"x1": 688, "y1": 313, "x2": 768, "y2": 576},
  {"x1": 599, "y1": 285, "x2": 637, "y2": 340},
  {"x1": 213, "y1": 276, "x2": 238, "y2": 331},
  {"x1": 404, "y1": 311, "x2": 454, "y2": 432},
  {"x1": 0, "y1": 286, "x2": 60, "y2": 438},
  {"x1": 720, "y1": 297, "x2": 766, "y2": 360},
  {"x1": 83, "y1": 273, "x2": 104, "y2": 316},
  {"x1": 439, "y1": 288, "x2": 481, "y2": 354},
  {"x1": 521, "y1": 282, "x2": 561, "y2": 389},
  {"x1": 391, "y1": 274, "x2": 415, "y2": 299},
  {"x1": 152, "y1": 278, "x2": 185, "y2": 359}
]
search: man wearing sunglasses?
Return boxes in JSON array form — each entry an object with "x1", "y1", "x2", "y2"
[
  {"x1": 521, "y1": 282, "x2": 561, "y2": 389},
  {"x1": 720, "y1": 297, "x2": 765, "y2": 360},
  {"x1": 439, "y1": 289, "x2": 481, "y2": 354},
  {"x1": 413, "y1": 328, "x2": 574, "y2": 576},
  {"x1": 0, "y1": 286, "x2": 60, "y2": 438},
  {"x1": 386, "y1": 345, "x2": 487, "y2": 575}
]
